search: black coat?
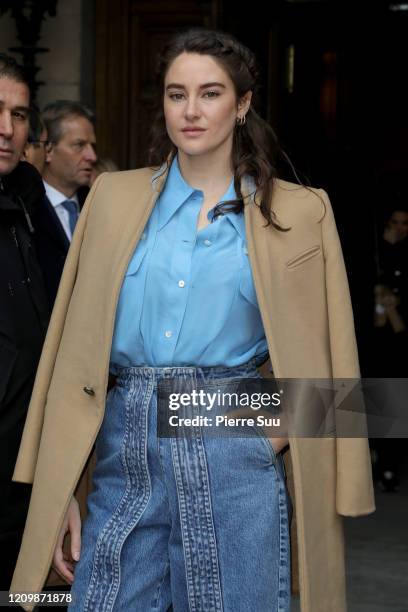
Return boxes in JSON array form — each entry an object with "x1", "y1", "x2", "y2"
[
  {"x1": 33, "y1": 186, "x2": 89, "y2": 307},
  {"x1": 0, "y1": 162, "x2": 49, "y2": 483}
]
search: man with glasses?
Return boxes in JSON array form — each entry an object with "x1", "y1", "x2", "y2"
[
  {"x1": 22, "y1": 106, "x2": 49, "y2": 174},
  {"x1": 34, "y1": 100, "x2": 97, "y2": 306}
]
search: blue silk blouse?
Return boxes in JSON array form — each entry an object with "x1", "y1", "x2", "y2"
[{"x1": 110, "y1": 156, "x2": 268, "y2": 368}]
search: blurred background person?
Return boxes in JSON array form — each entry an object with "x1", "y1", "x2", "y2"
[
  {"x1": 21, "y1": 107, "x2": 48, "y2": 174},
  {"x1": 90, "y1": 156, "x2": 118, "y2": 186},
  {"x1": 370, "y1": 281, "x2": 406, "y2": 492},
  {"x1": 372, "y1": 202, "x2": 408, "y2": 376},
  {"x1": 369, "y1": 202, "x2": 408, "y2": 492},
  {"x1": 378, "y1": 205, "x2": 408, "y2": 322},
  {"x1": 374, "y1": 283, "x2": 406, "y2": 339},
  {"x1": 33, "y1": 100, "x2": 97, "y2": 306},
  {"x1": 383, "y1": 207, "x2": 408, "y2": 243}
]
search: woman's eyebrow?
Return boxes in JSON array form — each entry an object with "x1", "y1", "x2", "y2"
[{"x1": 165, "y1": 82, "x2": 226, "y2": 91}]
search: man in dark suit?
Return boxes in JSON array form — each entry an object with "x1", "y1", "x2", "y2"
[
  {"x1": 35, "y1": 101, "x2": 97, "y2": 306},
  {"x1": 0, "y1": 53, "x2": 50, "y2": 589}
]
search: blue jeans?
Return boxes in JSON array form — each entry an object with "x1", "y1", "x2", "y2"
[{"x1": 69, "y1": 356, "x2": 291, "y2": 611}]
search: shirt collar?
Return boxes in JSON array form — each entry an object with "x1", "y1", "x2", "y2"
[
  {"x1": 222, "y1": 207, "x2": 246, "y2": 241},
  {"x1": 209, "y1": 178, "x2": 246, "y2": 241},
  {"x1": 155, "y1": 155, "x2": 246, "y2": 239},
  {"x1": 156, "y1": 155, "x2": 201, "y2": 231},
  {"x1": 43, "y1": 180, "x2": 79, "y2": 209}
]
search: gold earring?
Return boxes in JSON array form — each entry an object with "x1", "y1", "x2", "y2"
[{"x1": 236, "y1": 114, "x2": 246, "y2": 126}]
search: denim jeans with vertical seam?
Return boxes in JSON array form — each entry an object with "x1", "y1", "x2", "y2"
[{"x1": 69, "y1": 355, "x2": 291, "y2": 612}]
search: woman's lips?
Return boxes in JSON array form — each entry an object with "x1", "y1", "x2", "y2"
[{"x1": 181, "y1": 128, "x2": 206, "y2": 137}]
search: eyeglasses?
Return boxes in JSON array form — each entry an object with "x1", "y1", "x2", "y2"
[{"x1": 28, "y1": 140, "x2": 50, "y2": 149}]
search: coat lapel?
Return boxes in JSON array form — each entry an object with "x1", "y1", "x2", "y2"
[
  {"x1": 83, "y1": 167, "x2": 169, "y2": 370},
  {"x1": 106, "y1": 166, "x2": 168, "y2": 284},
  {"x1": 243, "y1": 177, "x2": 285, "y2": 378}
]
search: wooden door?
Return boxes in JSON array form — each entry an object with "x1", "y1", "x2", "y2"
[{"x1": 95, "y1": 0, "x2": 220, "y2": 170}]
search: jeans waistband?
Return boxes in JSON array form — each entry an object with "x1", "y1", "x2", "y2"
[{"x1": 112, "y1": 351, "x2": 270, "y2": 384}]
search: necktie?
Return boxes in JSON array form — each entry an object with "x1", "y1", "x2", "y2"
[{"x1": 61, "y1": 200, "x2": 79, "y2": 236}]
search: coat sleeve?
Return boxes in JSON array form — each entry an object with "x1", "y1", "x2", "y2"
[
  {"x1": 319, "y1": 189, "x2": 375, "y2": 516},
  {"x1": 12, "y1": 174, "x2": 106, "y2": 484}
]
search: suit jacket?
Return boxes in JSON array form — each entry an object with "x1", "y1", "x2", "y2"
[
  {"x1": 11, "y1": 167, "x2": 375, "y2": 612},
  {"x1": 33, "y1": 188, "x2": 89, "y2": 307}
]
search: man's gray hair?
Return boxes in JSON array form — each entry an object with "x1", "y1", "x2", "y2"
[{"x1": 42, "y1": 100, "x2": 95, "y2": 144}]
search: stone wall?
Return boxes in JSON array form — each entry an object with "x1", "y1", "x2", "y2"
[{"x1": 0, "y1": 0, "x2": 94, "y2": 110}]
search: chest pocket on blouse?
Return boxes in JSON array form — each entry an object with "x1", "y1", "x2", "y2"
[
  {"x1": 239, "y1": 244, "x2": 259, "y2": 307},
  {"x1": 125, "y1": 240, "x2": 148, "y2": 277}
]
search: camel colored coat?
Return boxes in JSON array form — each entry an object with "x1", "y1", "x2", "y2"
[{"x1": 11, "y1": 167, "x2": 375, "y2": 611}]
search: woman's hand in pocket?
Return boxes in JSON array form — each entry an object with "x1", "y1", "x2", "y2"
[
  {"x1": 52, "y1": 496, "x2": 81, "y2": 584},
  {"x1": 269, "y1": 436, "x2": 289, "y2": 455},
  {"x1": 227, "y1": 406, "x2": 289, "y2": 454}
]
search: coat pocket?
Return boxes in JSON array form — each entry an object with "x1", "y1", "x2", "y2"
[{"x1": 285, "y1": 245, "x2": 322, "y2": 269}]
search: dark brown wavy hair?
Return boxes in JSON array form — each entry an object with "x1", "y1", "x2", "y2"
[{"x1": 148, "y1": 28, "x2": 292, "y2": 230}]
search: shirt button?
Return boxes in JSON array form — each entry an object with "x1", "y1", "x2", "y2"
[
  {"x1": 141, "y1": 233, "x2": 147, "y2": 240},
  {"x1": 178, "y1": 280, "x2": 185, "y2": 288},
  {"x1": 165, "y1": 330, "x2": 172, "y2": 338},
  {"x1": 243, "y1": 246, "x2": 248, "y2": 255},
  {"x1": 204, "y1": 239, "x2": 212, "y2": 246}
]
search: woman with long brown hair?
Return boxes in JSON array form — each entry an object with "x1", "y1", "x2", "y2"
[{"x1": 11, "y1": 28, "x2": 374, "y2": 612}]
